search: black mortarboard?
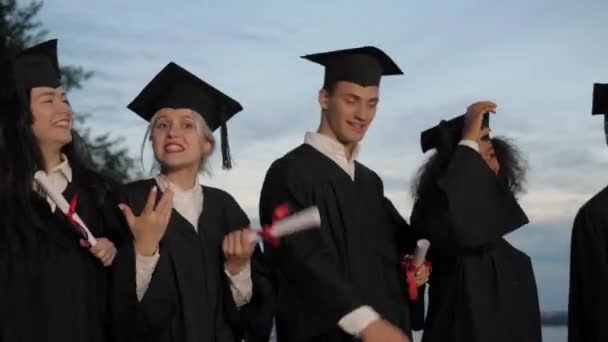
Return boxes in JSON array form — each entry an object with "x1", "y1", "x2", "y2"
[
  {"x1": 302, "y1": 46, "x2": 403, "y2": 89},
  {"x1": 0, "y1": 39, "x2": 62, "y2": 119},
  {"x1": 592, "y1": 83, "x2": 608, "y2": 115},
  {"x1": 420, "y1": 113, "x2": 492, "y2": 153},
  {"x1": 420, "y1": 115, "x2": 466, "y2": 153},
  {"x1": 12, "y1": 39, "x2": 61, "y2": 90},
  {"x1": 128, "y1": 62, "x2": 243, "y2": 169}
]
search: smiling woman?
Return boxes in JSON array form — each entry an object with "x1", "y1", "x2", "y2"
[
  {"x1": 107, "y1": 62, "x2": 274, "y2": 342},
  {"x1": 0, "y1": 40, "x2": 119, "y2": 342}
]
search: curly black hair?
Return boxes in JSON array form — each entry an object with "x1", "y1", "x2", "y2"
[{"x1": 411, "y1": 136, "x2": 528, "y2": 200}]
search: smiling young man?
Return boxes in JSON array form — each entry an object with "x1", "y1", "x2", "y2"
[{"x1": 259, "y1": 47, "x2": 423, "y2": 342}]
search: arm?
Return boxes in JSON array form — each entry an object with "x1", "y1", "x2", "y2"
[
  {"x1": 221, "y1": 192, "x2": 275, "y2": 342},
  {"x1": 105, "y1": 188, "x2": 178, "y2": 341},
  {"x1": 437, "y1": 145, "x2": 528, "y2": 249},
  {"x1": 568, "y1": 205, "x2": 608, "y2": 342},
  {"x1": 259, "y1": 162, "x2": 368, "y2": 332}
]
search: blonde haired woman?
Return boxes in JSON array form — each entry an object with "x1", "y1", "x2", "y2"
[{"x1": 108, "y1": 62, "x2": 273, "y2": 342}]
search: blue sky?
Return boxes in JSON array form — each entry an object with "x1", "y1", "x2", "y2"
[{"x1": 33, "y1": 0, "x2": 608, "y2": 311}]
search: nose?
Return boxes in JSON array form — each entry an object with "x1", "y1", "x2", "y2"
[
  {"x1": 167, "y1": 123, "x2": 181, "y2": 137},
  {"x1": 56, "y1": 98, "x2": 72, "y2": 117}
]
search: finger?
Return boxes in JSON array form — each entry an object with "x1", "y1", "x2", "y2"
[
  {"x1": 157, "y1": 188, "x2": 174, "y2": 216},
  {"x1": 479, "y1": 128, "x2": 491, "y2": 139},
  {"x1": 102, "y1": 253, "x2": 114, "y2": 266},
  {"x1": 222, "y1": 236, "x2": 230, "y2": 256},
  {"x1": 96, "y1": 248, "x2": 109, "y2": 260},
  {"x1": 233, "y1": 231, "x2": 243, "y2": 257},
  {"x1": 118, "y1": 204, "x2": 136, "y2": 227},
  {"x1": 143, "y1": 186, "x2": 158, "y2": 214},
  {"x1": 229, "y1": 232, "x2": 238, "y2": 257},
  {"x1": 244, "y1": 229, "x2": 259, "y2": 250}
]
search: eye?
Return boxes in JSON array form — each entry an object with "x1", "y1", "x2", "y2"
[
  {"x1": 156, "y1": 122, "x2": 168, "y2": 129},
  {"x1": 183, "y1": 122, "x2": 195, "y2": 129}
]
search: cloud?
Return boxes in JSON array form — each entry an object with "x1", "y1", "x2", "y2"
[{"x1": 37, "y1": 0, "x2": 608, "y2": 311}]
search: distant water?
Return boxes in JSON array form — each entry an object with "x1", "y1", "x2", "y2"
[
  {"x1": 412, "y1": 327, "x2": 567, "y2": 342},
  {"x1": 269, "y1": 326, "x2": 567, "y2": 341}
]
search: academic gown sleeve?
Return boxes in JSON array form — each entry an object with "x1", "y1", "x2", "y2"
[
  {"x1": 105, "y1": 187, "x2": 180, "y2": 342},
  {"x1": 259, "y1": 160, "x2": 365, "y2": 326},
  {"x1": 219, "y1": 191, "x2": 275, "y2": 342},
  {"x1": 568, "y1": 202, "x2": 608, "y2": 342},
  {"x1": 414, "y1": 146, "x2": 528, "y2": 253}
]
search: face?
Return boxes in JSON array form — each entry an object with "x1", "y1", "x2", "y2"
[
  {"x1": 480, "y1": 139, "x2": 500, "y2": 175},
  {"x1": 318, "y1": 81, "x2": 379, "y2": 145},
  {"x1": 151, "y1": 108, "x2": 213, "y2": 172},
  {"x1": 30, "y1": 86, "x2": 73, "y2": 148}
]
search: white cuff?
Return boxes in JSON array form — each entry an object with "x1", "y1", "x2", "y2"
[
  {"x1": 458, "y1": 139, "x2": 479, "y2": 152},
  {"x1": 337, "y1": 305, "x2": 381, "y2": 337},
  {"x1": 135, "y1": 249, "x2": 160, "y2": 302},
  {"x1": 224, "y1": 261, "x2": 253, "y2": 307}
]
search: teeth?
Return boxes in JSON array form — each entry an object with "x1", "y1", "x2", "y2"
[{"x1": 165, "y1": 144, "x2": 184, "y2": 152}]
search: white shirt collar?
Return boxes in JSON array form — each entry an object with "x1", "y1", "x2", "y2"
[
  {"x1": 304, "y1": 132, "x2": 360, "y2": 180},
  {"x1": 154, "y1": 174, "x2": 203, "y2": 230},
  {"x1": 35, "y1": 154, "x2": 73, "y2": 212},
  {"x1": 50, "y1": 154, "x2": 73, "y2": 183}
]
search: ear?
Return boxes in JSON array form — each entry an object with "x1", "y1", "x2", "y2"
[
  {"x1": 201, "y1": 137, "x2": 213, "y2": 156},
  {"x1": 318, "y1": 89, "x2": 330, "y2": 111}
]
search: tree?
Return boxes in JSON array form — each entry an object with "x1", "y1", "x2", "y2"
[{"x1": 0, "y1": 0, "x2": 140, "y2": 181}]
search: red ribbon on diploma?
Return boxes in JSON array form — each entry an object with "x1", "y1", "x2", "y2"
[
  {"x1": 401, "y1": 258, "x2": 432, "y2": 301},
  {"x1": 261, "y1": 204, "x2": 291, "y2": 247},
  {"x1": 66, "y1": 194, "x2": 91, "y2": 248}
]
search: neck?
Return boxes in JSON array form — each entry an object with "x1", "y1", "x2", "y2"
[
  {"x1": 40, "y1": 144, "x2": 63, "y2": 171},
  {"x1": 161, "y1": 166, "x2": 199, "y2": 190},
  {"x1": 317, "y1": 122, "x2": 358, "y2": 161}
]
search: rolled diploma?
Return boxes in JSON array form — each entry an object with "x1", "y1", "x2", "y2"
[
  {"x1": 250, "y1": 206, "x2": 321, "y2": 242},
  {"x1": 34, "y1": 171, "x2": 97, "y2": 246},
  {"x1": 413, "y1": 239, "x2": 430, "y2": 267}
]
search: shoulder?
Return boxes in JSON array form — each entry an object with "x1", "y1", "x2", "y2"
[
  {"x1": 576, "y1": 185, "x2": 608, "y2": 222},
  {"x1": 265, "y1": 144, "x2": 320, "y2": 182}
]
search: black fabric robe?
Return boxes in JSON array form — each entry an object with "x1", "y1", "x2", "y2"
[
  {"x1": 259, "y1": 144, "x2": 416, "y2": 342},
  {"x1": 410, "y1": 146, "x2": 541, "y2": 342},
  {"x1": 568, "y1": 185, "x2": 608, "y2": 342},
  {"x1": 108, "y1": 179, "x2": 274, "y2": 342},
  {"x1": 0, "y1": 172, "x2": 113, "y2": 342}
]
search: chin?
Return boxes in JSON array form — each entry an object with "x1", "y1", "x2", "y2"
[
  {"x1": 158, "y1": 156, "x2": 198, "y2": 171},
  {"x1": 55, "y1": 135, "x2": 73, "y2": 146}
]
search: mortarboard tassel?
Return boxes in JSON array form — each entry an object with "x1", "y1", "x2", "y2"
[{"x1": 220, "y1": 108, "x2": 232, "y2": 169}]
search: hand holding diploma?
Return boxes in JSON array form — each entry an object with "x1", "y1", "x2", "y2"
[
  {"x1": 223, "y1": 205, "x2": 321, "y2": 275},
  {"x1": 402, "y1": 239, "x2": 432, "y2": 300},
  {"x1": 35, "y1": 171, "x2": 117, "y2": 266}
]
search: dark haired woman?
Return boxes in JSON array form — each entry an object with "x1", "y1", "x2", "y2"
[
  {"x1": 411, "y1": 102, "x2": 541, "y2": 342},
  {"x1": 0, "y1": 40, "x2": 117, "y2": 341}
]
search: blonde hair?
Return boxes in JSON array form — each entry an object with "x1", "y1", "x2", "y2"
[{"x1": 140, "y1": 109, "x2": 216, "y2": 175}]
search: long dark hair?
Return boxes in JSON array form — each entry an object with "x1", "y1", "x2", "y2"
[
  {"x1": 411, "y1": 136, "x2": 528, "y2": 200},
  {"x1": 0, "y1": 84, "x2": 106, "y2": 253}
]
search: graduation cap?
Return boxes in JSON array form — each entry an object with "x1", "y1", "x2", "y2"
[
  {"x1": 128, "y1": 62, "x2": 243, "y2": 169},
  {"x1": 592, "y1": 83, "x2": 608, "y2": 115},
  {"x1": 420, "y1": 113, "x2": 491, "y2": 153},
  {"x1": 12, "y1": 39, "x2": 61, "y2": 90},
  {"x1": 302, "y1": 46, "x2": 403, "y2": 89},
  {"x1": 0, "y1": 39, "x2": 62, "y2": 118},
  {"x1": 420, "y1": 115, "x2": 465, "y2": 153}
]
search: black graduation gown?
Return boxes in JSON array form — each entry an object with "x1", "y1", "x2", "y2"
[
  {"x1": 259, "y1": 144, "x2": 415, "y2": 342},
  {"x1": 410, "y1": 146, "x2": 541, "y2": 342},
  {"x1": 108, "y1": 179, "x2": 274, "y2": 342},
  {"x1": 0, "y1": 173, "x2": 112, "y2": 342},
  {"x1": 568, "y1": 185, "x2": 608, "y2": 342}
]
